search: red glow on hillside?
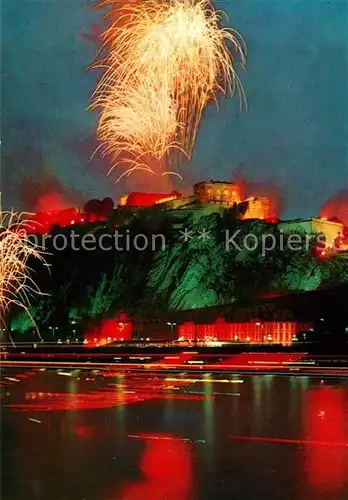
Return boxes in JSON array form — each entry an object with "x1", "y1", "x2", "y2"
[
  {"x1": 24, "y1": 208, "x2": 84, "y2": 234},
  {"x1": 20, "y1": 173, "x2": 85, "y2": 233},
  {"x1": 33, "y1": 192, "x2": 71, "y2": 212},
  {"x1": 22, "y1": 196, "x2": 115, "y2": 234},
  {"x1": 242, "y1": 178, "x2": 284, "y2": 217},
  {"x1": 21, "y1": 172, "x2": 82, "y2": 212},
  {"x1": 320, "y1": 189, "x2": 348, "y2": 230},
  {"x1": 125, "y1": 191, "x2": 181, "y2": 207},
  {"x1": 264, "y1": 216, "x2": 280, "y2": 224}
]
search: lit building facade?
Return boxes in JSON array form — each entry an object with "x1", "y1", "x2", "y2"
[
  {"x1": 193, "y1": 181, "x2": 241, "y2": 205},
  {"x1": 279, "y1": 218, "x2": 344, "y2": 247},
  {"x1": 242, "y1": 197, "x2": 274, "y2": 220},
  {"x1": 84, "y1": 313, "x2": 132, "y2": 346},
  {"x1": 120, "y1": 180, "x2": 279, "y2": 221},
  {"x1": 178, "y1": 319, "x2": 311, "y2": 346}
]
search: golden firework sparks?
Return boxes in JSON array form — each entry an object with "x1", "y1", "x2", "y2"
[
  {"x1": 89, "y1": 0, "x2": 246, "y2": 180},
  {"x1": 0, "y1": 206, "x2": 46, "y2": 331}
]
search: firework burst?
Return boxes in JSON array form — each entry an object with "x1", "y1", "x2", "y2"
[
  {"x1": 0, "y1": 207, "x2": 46, "y2": 332},
  {"x1": 89, "y1": 0, "x2": 246, "y2": 181}
]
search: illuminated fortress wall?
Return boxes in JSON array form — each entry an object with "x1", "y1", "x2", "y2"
[
  {"x1": 242, "y1": 197, "x2": 273, "y2": 220},
  {"x1": 193, "y1": 181, "x2": 242, "y2": 205},
  {"x1": 27, "y1": 181, "x2": 345, "y2": 247},
  {"x1": 279, "y1": 218, "x2": 344, "y2": 247},
  {"x1": 192, "y1": 181, "x2": 275, "y2": 220},
  {"x1": 122, "y1": 191, "x2": 181, "y2": 207}
]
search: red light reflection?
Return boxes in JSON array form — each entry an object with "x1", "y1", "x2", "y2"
[
  {"x1": 304, "y1": 387, "x2": 348, "y2": 493},
  {"x1": 116, "y1": 433, "x2": 192, "y2": 500}
]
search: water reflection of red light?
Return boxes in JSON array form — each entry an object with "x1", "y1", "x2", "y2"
[
  {"x1": 73, "y1": 425, "x2": 100, "y2": 440},
  {"x1": 304, "y1": 387, "x2": 348, "y2": 493},
  {"x1": 4, "y1": 381, "x2": 206, "y2": 412},
  {"x1": 117, "y1": 434, "x2": 192, "y2": 500}
]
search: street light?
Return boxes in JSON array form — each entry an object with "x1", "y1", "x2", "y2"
[{"x1": 167, "y1": 322, "x2": 176, "y2": 335}]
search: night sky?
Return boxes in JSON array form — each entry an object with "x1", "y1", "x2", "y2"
[{"x1": 2, "y1": 0, "x2": 347, "y2": 218}]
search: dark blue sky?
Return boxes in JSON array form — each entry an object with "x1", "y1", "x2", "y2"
[{"x1": 2, "y1": 0, "x2": 347, "y2": 218}]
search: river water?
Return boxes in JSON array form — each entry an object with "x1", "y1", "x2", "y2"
[{"x1": 1, "y1": 369, "x2": 348, "y2": 500}]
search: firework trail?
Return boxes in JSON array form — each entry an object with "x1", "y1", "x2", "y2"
[
  {"x1": 89, "y1": 0, "x2": 246, "y2": 181},
  {"x1": 0, "y1": 206, "x2": 46, "y2": 333}
]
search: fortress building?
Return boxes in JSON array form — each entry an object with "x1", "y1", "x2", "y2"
[
  {"x1": 279, "y1": 218, "x2": 344, "y2": 248},
  {"x1": 120, "y1": 191, "x2": 181, "y2": 207},
  {"x1": 23, "y1": 179, "x2": 346, "y2": 255},
  {"x1": 193, "y1": 180, "x2": 241, "y2": 205}
]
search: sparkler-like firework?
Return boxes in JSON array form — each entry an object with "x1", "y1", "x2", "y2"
[
  {"x1": 0, "y1": 207, "x2": 46, "y2": 332},
  {"x1": 90, "y1": 0, "x2": 246, "y2": 181}
]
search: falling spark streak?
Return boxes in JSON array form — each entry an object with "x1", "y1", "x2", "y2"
[
  {"x1": 89, "y1": 0, "x2": 246, "y2": 180},
  {"x1": 28, "y1": 418, "x2": 42, "y2": 424},
  {"x1": 0, "y1": 203, "x2": 47, "y2": 334},
  {"x1": 227, "y1": 435, "x2": 348, "y2": 448},
  {"x1": 161, "y1": 171, "x2": 184, "y2": 180}
]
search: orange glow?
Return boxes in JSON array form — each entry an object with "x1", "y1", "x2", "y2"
[
  {"x1": 25, "y1": 208, "x2": 85, "y2": 234},
  {"x1": 23, "y1": 197, "x2": 115, "y2": 234},
  {"x1": 119, "y1": 195, "x2": 128, "y2": 206},
  {"x1": 320, "y1": 189, "x2": 348, "y2": 227},
  {"x1": 154, "y1": 195, "x2": 178, "y2": 204},
  {"x1": 242, "y1": 197, "x2": 274, "y2": 220},
  {"x1": 34, "y1": 192, "x2": 72, "y2": 213}
]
